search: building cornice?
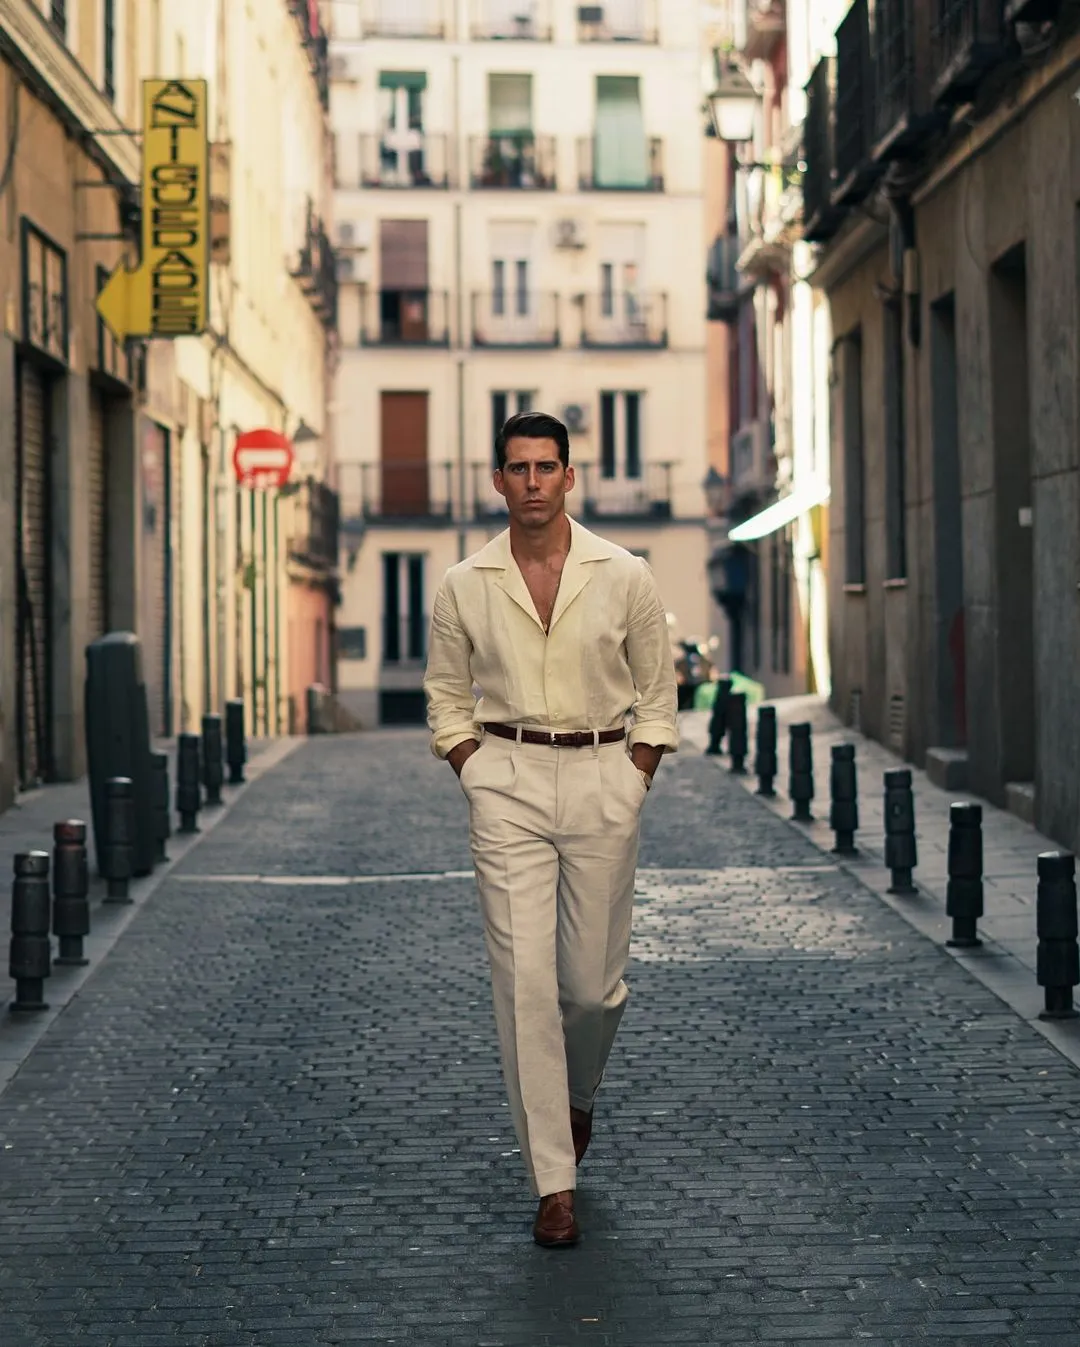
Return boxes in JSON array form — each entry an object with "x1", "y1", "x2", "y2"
[
  {"x1": 806, "y1": 210, "x2": 888, "y2": 293},
  {"x1": 0, "y1": 0, "x2": 139, "y2": 185}
]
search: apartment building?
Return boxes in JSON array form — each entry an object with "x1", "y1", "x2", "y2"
[
  {"x1": 328, "y1": 0, "x2": 707, "y2": 727},
  {"x1": 0, "y1": 0, "x2": 337, "y2": 817},
  {"x1": 801, "y1": 1, "x2": 1080, "y2": 849},
  {"x1": 703, "y1": 0, "x2": 836, "y2": 699}
]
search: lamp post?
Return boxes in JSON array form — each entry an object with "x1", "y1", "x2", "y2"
[{"x1": 704, "y1": 51, "x2": 768, "y2": 170}]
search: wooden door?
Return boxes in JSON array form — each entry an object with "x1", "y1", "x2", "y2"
[{"x1": 380, "y1": 391, "x2": 429, "y2": 516}]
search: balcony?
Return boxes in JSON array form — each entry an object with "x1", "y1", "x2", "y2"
[
  {"x1": 577, "y1": 137, "x2": 663, "y2": 191},
  {"x1": 358, "y1": 132, "x2": 453, "y2": 189},
  {"x1": 577, "y1": 463, "x2": 675, "y2": 521},
  {"x1": 872, "y1": 0, "x2": 943, "y2": 160},
  {"x1": 471, "y1": 0, "x2": 552, "y2": 39},
  {"x1": 288, "y1": 480, "x2": 340, "y2": 573},
  {"x1": 831, "y1": 0, "x2": 883, "y2": 206},
  {"x1": 802, "y1": 57, "x2": 844, "y2": 243},
  {"x1": 707, "y1": 233, "x2": 743, "y2": 323},
  {"x1": 472, "y1": 291, "x2": 560, "y2": 347},
  {"x1": 358, "y1": 289, "x2": 450, "y2": 346},
  {"x1": 290, "y1": 198, "x2": 338, "y2": 329},
  {"x1": 359, "y1": 0, "x2": 447, "y2": 38},
  {"x1": 470, "y1": 133, "x2": 556, "y2": 189},
  {"x1": 741, "y1": 0, "x2": 785, "y2": 62},
  {"x1": 337, "y1": 461, "x2": 455, "y2": 524},
  {"x1": 579, "y1": 292, "x2": 667, "y2": 349},
  {"x1": 576, "y1": 1, "x2": 658, "y2": 43},
  {"x1": 930, "y1": 0, "x2": 1010, "y2": 105}
]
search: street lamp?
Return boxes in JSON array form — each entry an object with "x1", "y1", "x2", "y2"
[
  {"x1": 705, "y1": 51, "x2": 771, "y2": 171},
  {"x1": 702, "y1": 466, "x2": 729, "y2": 518}
]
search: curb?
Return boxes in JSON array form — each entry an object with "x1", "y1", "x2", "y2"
[
  {"x1": 0, "y1": 736, "x2": 304, "y2": 1097},
  {"x1": 698, "y1": 743, "x2": 1080, "y2": 1075}
]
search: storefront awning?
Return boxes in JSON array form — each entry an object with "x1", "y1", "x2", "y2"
[{"x1": 727, "y1": 479, "x2": 831, "y2": 542}]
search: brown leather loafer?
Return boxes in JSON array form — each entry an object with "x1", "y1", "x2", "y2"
[
  {"x1": 533, "y1": 1191, "x2": 580, "y2": 1248},
  {"x1": 571, "y1": 1107, "x2": 593, "y2": 1166}
]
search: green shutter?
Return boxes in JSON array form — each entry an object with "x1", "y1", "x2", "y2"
[{"x1": 379, "y1": 71, "x2": 427, "y2": 91}]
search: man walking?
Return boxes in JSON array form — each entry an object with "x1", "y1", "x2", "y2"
[{"x1": 423, "y1": 412, "x2": 678, "y2": 1247}]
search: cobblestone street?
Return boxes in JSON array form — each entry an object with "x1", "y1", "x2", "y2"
[{"x1": 3, "y1": 727, "x2": 1080, "y2": 1345}]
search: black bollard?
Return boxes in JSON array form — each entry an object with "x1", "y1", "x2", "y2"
[
  {"x1": 1036, "y1": 851, "x2": 1080, "y2": 1021},
  {"x1": 726, "y1": 692, "x2": 748, "y2": 774},
  {"x1": 150, "y1": 752, "x2": 171, "y2": 864},
  {"x1": 754, "y1": 705, "x2": 777, "y2": 797},
  {"x1": 706, "y1": 677, "x2": 731, "y2": 756},
  {"x1": 225, "y1": 699, "x2": 247, "y2": 785},
  {"x1": 176, "y1": 733, "x2": 202, "y2": 834},
  {"x1": 9, "y1": 851, "x2": 51, "y2": 1012},
  {"x1": 52, "y1": 820, "x2": 90, "y2": 967},
  {"x1": 884, "y1": 769, "x2": 918, "y2": 895},
  {"x1": 102, "y1": 777, "x2": 135, "y2": 903},
  {"x1": 829, "y1": 744, "x2": 859, "y2": 854},
  {"x1": 946, "y1": 803, "x2": 983, "y2": 948},
  {"x1": 201, "y1": 713, "x2": 225, "y2": 806},
  {"x1": 789, "y1": 723, "x2": 814, "y2": 822}
]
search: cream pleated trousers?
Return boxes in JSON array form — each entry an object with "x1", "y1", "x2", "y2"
[{"x1": 460, "y1": 730, "x2": 648, "y2": 1197}]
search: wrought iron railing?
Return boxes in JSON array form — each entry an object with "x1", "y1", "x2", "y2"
[
  {"x1": 472, "y1": 291, "x2": 560, "y2": 347},
  {"x1": 874, "y1": 0, "x2": 916, "y2": 147},
  {"x1": 471, "y1": 0, "x2": 552, "y2": 39},
  {"x1": 290, "y1": 198, "x2": 338, "y2": 329},
  {"x1": 802, "y1": 57, "x2": 839, "y2": 241},
  {"x1": 577, "y1": 462, "x2": 675, "y2": 520},
  {"x1": 930, "y1": 0, "x2": 1008, "y2": 101},
  {"x1": 834, "y1": 0, "x2": 875, "y2": 197},
  {"x1": 358, "y1": 133, "x2": 453, "y2": 189},
  {"x1": 288, "y1": 480, "x2": 339, "y2": 571},
  {"x1": 360, "y1": 0, "x2": 447, "y2": 38},
  {"x1": 337, "y1": 461, "x2": 455, "y2": 522},
  {"x1": 358, "y1": 289, "x2": 451, "y2": 346},
  {"x1": 576, "y1": 0, "x2": 658, "y2": 42},
  {"x1": 470, "y1": 134, "x2": 556, "y2": 189},
  {"x1": 577, "y1": 136, "x2": 663, "y2": 191},
  {"x1": 579, "y1": 292, "x2": 667, "y2": 348}
]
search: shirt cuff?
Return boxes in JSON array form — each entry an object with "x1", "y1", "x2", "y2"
[
  {"x1": 431, "y1": 725, "x2": 482, "y2": 759},
  {"x1": 627, "y1": 722, "x2": 680, "y2": 754}
]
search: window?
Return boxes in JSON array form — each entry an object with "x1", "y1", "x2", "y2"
[
  {"x1": 600, "y1": 391, "x2": 642, "y2": 479},
  {"x1": 50, "y1": 0, "x2": 66, "y2": 38},
  {"x1": 382, "y1": 553, "x2": 426, "y2": 664},
  {"x1": 103, "y1": 0, "x2": 115, "y2": 101},
  {"x1": 491, "y1": 259, "x2": 528, "y2": 317},
  {"x1": 378, "y1": 72, "x2": 426, "y2": 185},
  {"x1": 594, "y1": 75, "x2": 648, "y2": 188},
  {"x1": 837, "y1": 330, "x2": 865, "y2": 585},
  {"x1": 492, "y1": 390, "x2": 534, "y2": 463},
  {"x1": 883, "y1": 300, "x2": 907, "y2": 580},
  {"x1": 338, "y1": 627, "x2": 367, "y2": 661}
]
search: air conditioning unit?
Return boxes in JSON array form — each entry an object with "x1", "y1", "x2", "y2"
[
  {"x1": 336, "y1": 254, "x2": 371, "y2": 284},
  {"x1": 562, "y1": 403, "x2": 591, "y2": 434},
  {"x1": 553, "y1": 218, "x2": 587, "y2": 250},
  {"x1": 330, "y1": 51, "x2": 360, "y2": 83},
  {"x1": 334, "y1": 218, "x2": 372, "y2": 251}
]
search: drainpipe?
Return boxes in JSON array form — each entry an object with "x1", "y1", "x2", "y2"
[{"x1": 453, "y1": 51, "x2": 466, "y2": 562}]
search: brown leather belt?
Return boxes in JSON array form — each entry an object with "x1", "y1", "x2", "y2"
[{"x1": 484, "y1": 723, "x2": 626, "y2": 749}]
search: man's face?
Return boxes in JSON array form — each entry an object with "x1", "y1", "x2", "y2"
[{"x1": 494, "y1": 437, "x2": 575, "y2": 528}]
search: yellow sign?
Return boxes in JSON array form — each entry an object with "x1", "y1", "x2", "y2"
[{"x1": 96, "y1": 79, "x2": 209, "y2": 344}]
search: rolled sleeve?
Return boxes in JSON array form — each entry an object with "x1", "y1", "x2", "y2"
[
  {"x1": 423, "y1": 582, "x2": 482, "y2": 759},
  {"x1": 625, "y1": 560, "x2": 679, "y2": 754}
]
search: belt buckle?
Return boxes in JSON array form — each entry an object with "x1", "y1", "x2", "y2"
[{"x1": 549, "y1": 730, "x2": 557, "y2": 746}]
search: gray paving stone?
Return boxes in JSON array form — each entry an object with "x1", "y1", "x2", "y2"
[{"x1": 1, "y1": 728, "x2": 1080, "y2": 1344}]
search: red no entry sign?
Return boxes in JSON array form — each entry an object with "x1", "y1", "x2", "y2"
[{"x1": 233, "y1": 428, "x2": 294, "y2": 490}]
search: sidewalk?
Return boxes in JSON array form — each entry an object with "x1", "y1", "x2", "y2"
[
  {"x1": 2, "y1": 726, "x2": 1080, "y2": 1342},
  {"x1": 0, "y1": 736, "x2": 298, "y2": 1093},
  {"x1": 682, "y1": 696, "x2": 1080, "y2": 1070}
]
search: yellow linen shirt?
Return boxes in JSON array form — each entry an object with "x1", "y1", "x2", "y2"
[{"x1": 423, "y1": 518, "x2": 679, "y2": 760}]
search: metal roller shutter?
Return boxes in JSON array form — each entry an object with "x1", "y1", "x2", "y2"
[
  {"x1": 140, "y1": 421, "x2": 172, "y2": 738},
  {"x1": 16, "y1": 361, "x2": 51, "y2": 788},
  {"x1": 87, "y1": 390, "x2": 108, "y2": 641}
]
